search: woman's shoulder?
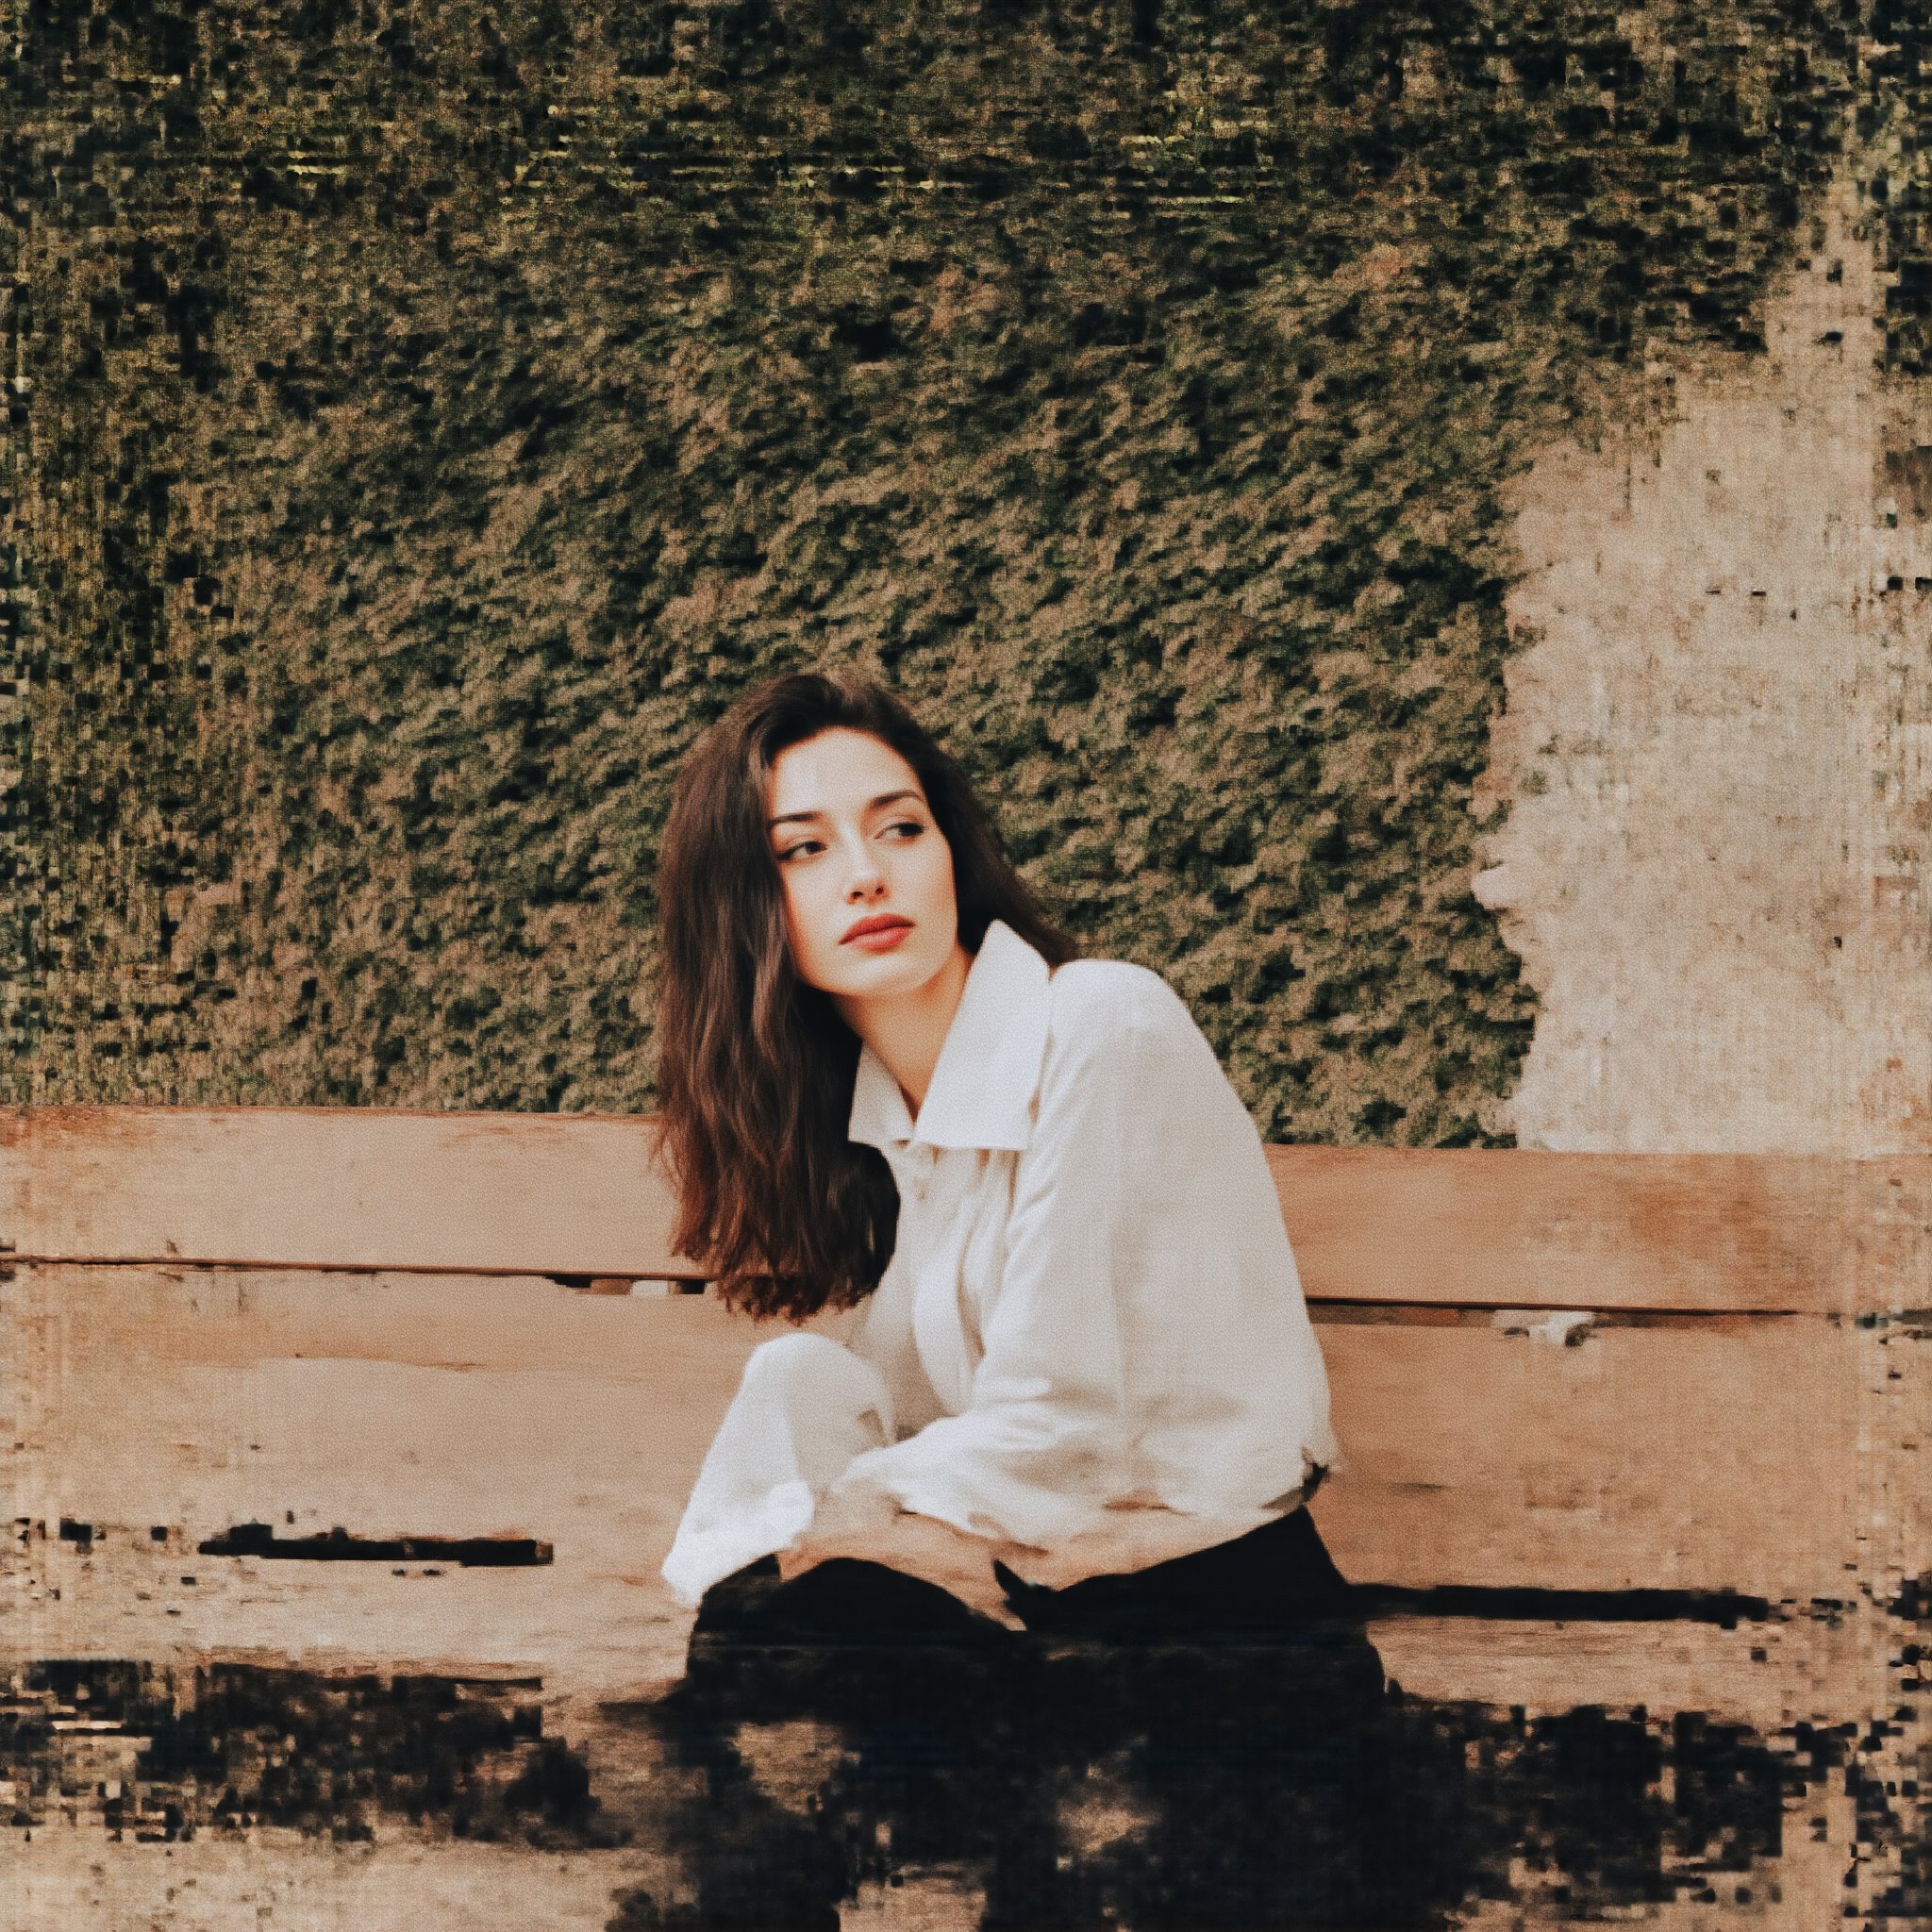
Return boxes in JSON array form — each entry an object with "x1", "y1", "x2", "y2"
[
  {"x1": 1044, "y1": 955, "x2": 1207, "y2": 1056},
  {"x1": 1033, "y1": 953, "x2": 1243, "y2": 1139}
]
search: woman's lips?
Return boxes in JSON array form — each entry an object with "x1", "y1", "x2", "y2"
[{"x1": 845, "y1": 922, "x2": 912, "y2": 952}]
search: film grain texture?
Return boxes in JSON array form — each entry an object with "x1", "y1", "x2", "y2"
[{"x1": 13, "y1": 1, "x2": 1932, "y2": 1928}]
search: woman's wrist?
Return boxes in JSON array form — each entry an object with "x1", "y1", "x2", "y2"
[
  {"x1": 777, "y1": 1476, "x2": 900, "y2": 1577},
  {"x1": 778, "y1": 1484, "x2": 1025, "y2": 1625}
]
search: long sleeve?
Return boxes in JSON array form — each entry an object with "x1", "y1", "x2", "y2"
[{"x1": 836, "y1": 962, "x2": 1323, "y2": 1552}]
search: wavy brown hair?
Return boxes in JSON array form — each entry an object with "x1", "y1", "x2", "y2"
[{"x1": 654, "y1": 668, "x2": 1079, "y2": 1321}]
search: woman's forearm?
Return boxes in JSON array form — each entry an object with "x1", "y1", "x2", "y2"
[{"x1": 779, "y1": 1479, "x2": 1029, "y2": 1625}]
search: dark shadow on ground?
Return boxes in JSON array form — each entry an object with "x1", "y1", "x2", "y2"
[
  {"x1": 604, "y1": 1610, "x2": 1817, "y2": 1931},
  {"x1": 0, "y1": 1634, "x2": 1852, "y2": 1926},
  {"x1": 0, "y1": 1658, "x2": 616, "y2": 1847}
]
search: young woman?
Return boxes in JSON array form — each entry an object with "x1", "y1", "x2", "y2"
[{"x1": 653, "y1": 667, "x2": 1345, "y2": 1641}]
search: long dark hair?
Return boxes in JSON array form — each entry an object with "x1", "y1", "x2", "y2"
[{"x1": 654, "y1": 668, "x2": 1079, "y2": 1320}]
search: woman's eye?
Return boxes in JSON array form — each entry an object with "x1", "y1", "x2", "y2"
[
  {"x1": 885, "y1": 821, "x2": 924, "y2": 840},
  {"x1": 775, "y1": 839, "x2": 823, "y2": 862}
]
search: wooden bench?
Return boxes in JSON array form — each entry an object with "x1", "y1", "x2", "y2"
[{"x1": 2, "y1": 1105, "x2": 1921, "y2": 1726}]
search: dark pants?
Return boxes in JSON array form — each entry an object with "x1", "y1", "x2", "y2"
[
  {"x1": 653, "y1": 1509, "x2": 1407, "y2": 1930},
  {"x1": 630, "y1": 1507, "x2": 1786, "y2": 1929},
  {"x1": 690, "y1": 1506, "x2": 1357, "y2": 1649}
]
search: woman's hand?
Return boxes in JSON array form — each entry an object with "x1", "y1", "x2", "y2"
[
  {"x1": 777, "y1": 1480, "x2": 900, "y2": 1575},
  {"x1": 779, "y1": 1479, "x2": 1027, "y2": 1628}
]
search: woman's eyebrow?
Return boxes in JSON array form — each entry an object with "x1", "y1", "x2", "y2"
[{"x1": 767, "y1": 788, "x2": 924, "y2": 829}]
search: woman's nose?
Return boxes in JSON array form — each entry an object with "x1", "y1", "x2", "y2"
[{"x1": 841, "y1": 842, "x2": 885, "y2": 898}]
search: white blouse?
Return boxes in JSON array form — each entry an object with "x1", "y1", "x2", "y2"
[{"x1": 660, "y1": 918, "x2": 1339, "y2": 1607}]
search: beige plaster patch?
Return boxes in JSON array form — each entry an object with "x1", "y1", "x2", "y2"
[{"x1": 1479, "y1": 171, "x2": 1932, "y2": 1156}]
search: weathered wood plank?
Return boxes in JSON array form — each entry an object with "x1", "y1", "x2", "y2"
[
  {"x1": 1365, "y1": 1610, "x2": 1881, "y2": 1727},
  {"x1": 1312, "y1": 1321, "x2": 1869, "y2": 1599},
  {"x1": 0, "y1": 1264, "x2": 723, "y2": 1690},
  {"x1": 1273, "y1": 1143, "x2": 1907, "y2": 1315},
  {"x1": 4, "y1": 1105, "x2": 690, "y2": 1278},
  {"x1": 9, "y1": 1106, "x2": 1919, "y2": 1313},
  {"x1": 5, "y1": 1264, "x2": 1886, "y2": 1607},
  {"x1": 4, "y1": 1265, "x2": 1898, "y2": 1735}
]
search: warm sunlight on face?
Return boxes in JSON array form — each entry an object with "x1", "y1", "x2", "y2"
[{"x1": 765, "y1": 728, "x2": 962, "y2": 1008}]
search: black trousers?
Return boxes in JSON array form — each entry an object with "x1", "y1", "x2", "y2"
[
  {"x1": 690, "y1": 1505, "x2": 1357, "y2": 1649},
  {"x1": 658, "y1": 1509, "x2": 1398, "y2": 1929}
]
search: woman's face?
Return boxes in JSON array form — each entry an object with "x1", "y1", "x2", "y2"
[{"x1": 764, "y1": 727, "x2": 961, "y2": 1004}]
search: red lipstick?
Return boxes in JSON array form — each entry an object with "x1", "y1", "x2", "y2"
[{"x1": 841, "y1": 914, "x2": 913, "y2": 948}]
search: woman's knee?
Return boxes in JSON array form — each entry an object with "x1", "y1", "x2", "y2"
[
  {"x1": 737, "y1": 1330, "x2": 878, "y2": 1410},
  {"x1": 728, "y1": 1334, "x2": 895, "y2": 1467}
]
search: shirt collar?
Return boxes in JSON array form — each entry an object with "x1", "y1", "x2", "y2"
[{"x1": 846, "y1": 918, "x2": 1053, "y2": 1154}]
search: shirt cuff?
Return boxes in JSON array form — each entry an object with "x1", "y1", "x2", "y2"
[{"x1": 659, "y1": 1476, "x2": 817, "y2": 1607}]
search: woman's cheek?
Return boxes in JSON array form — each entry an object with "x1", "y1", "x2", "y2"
[
  {"x1": 781, "y1": 878, "x2": 823, "y2": 983},
  {"x1": 806, "y1": 886, "x2": 838, "y2": 978},
  {"x1": 934, "y1": 854, "x2": 961, "y2": 925},
  {"x1": 909, "y1": 841, "x2": 947, "y2": 912}
]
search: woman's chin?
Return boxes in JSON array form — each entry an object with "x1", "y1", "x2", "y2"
[{"x1": 827, "y1": 943, "x2": 951, "y2": 1004}]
